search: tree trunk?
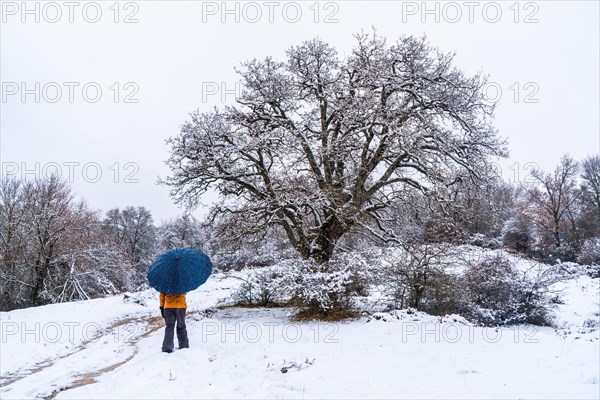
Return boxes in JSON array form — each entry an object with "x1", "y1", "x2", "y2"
[
  {"x1": 553, "y1": 224, "x2": 561, "y2": 248},
  {"x1": 308, "y1": 217, "x2": 346, "y2": 263},
  {"x1": 414, "y1": 287, "x2": 423, "y2": 309},
  {"x1": 32, "y1": 257, "x2": 46, "y2": 305},
  {"x1": 33, "y1": 246, "x2": 53, "y2": 305}
]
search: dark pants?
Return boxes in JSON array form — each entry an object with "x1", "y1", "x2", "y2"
[{"x1": 162, "y1": 308, "x2": 188, "y2": 352}]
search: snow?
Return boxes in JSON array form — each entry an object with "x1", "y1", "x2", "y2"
[
  {"x1": 0, "y1": 294, "x2": 148, "y2": 377},
  {"x1": 1, "y1": 269, "x2": 598, "y2": 399}
]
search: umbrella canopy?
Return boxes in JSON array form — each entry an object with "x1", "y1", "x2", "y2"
[{"x1": 147, "y1": 248, "x2": 212, "y2": 294}]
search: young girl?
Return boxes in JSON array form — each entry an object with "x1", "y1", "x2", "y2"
[{"x1": 159, "y1": 292, "x2": 189, "y2": 353}]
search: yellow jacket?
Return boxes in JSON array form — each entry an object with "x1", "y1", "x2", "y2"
[{"x1": 160, "y1": 293, "x2": 187, "y2": 309}]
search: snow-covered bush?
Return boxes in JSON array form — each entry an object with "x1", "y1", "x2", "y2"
[
  {"x1": 501, "y1": 217, "x2": 533, "y2": 253},
  {"x1": 231, "y1": 252, "x2": 370, "y2": 317},
  {"x1": 540, "y1": 243, "x2": 579, "y2": 265},
  {"x1": 231, "y1": 262, "x2": 297, "y2": 306},
  {"x1": 423, "y1": 217, "x2": 468, "y2": 244},
  {"x1": 231, "y1": 245, "x2": 566, "y2": 326},
  {"x1": 374, "y1": 243, "x2": 462, "y2": 315},
  {"x1": 463, "y1": 255, "x2": 558, "y2": 326},
  {"x1": 468, "y1": 233, "x2": 501, "y2": 249},
  {"x1": 376, "y1": 247, "x2": 562, "y2": 326},
  {"x1": 578, "y1": 238, "x2": 600, "y2": 274},
  {"x1": 291, "y1": 252, "x2": 370, "y2": 316},
  {"x1": 464, "y1": 255, "x2": 519, "y2": 305}
]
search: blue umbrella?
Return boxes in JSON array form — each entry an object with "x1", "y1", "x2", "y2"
[{"x1": 147, "y1": 248, "x2": 212, "y2": 294}]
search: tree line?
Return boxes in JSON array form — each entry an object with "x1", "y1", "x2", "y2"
[
  {"x1": 1, "y1": 153, "x2": 597, "y2": 311},
  {"x1": 0, "y1": 175, "x2": 208, "y2": 311}
]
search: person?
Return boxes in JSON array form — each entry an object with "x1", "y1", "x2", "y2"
[{"x1": 159, "y1": 292, "x2": 189, "y2": 353}]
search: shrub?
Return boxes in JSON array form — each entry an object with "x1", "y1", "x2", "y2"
[
  {"x1": 230, "y1": 252, "x2": 369, "y2": 318},
  {"x1": 469, "y1": 233, "x2": 502, "y2": 249},
  {"x1": 541, "y1": 243, "x2": 578, "y2": 264},
  {"x1": 231, "y1": 262, "x2": 296, "y2": 306},
  {"x1": 232, "y1": 248, "x2": 564, "y2": 326},
  {"x1": 291, "y1": 252, "x2": 369, "y2": 317},
  {"x1": 376, "y1": 244, "x2": 459, "y2": 313},
  {"x1": 463, "y1": 255, "x2": 558, "y2": 326},
  {"x1": 417, "y1": 271, "x2": 466, "y2": 317},
  {"x1": 502, "y1": 217, "x2": 533, "y2": 253},
  {"x1": 424, "y1": 218, "x2": 468, "y2": 244},
  {"x1": 579, "y1": 238, "x2": 600, "y2": 269}
]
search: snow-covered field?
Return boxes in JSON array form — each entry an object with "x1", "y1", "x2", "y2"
[{"x1": 1, "y1": 265, "x2": 599, "y2": 399}]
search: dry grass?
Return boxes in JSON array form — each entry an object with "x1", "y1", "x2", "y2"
[{"x1": 291, "y1": 308, "x2": 361, "y2": 322}]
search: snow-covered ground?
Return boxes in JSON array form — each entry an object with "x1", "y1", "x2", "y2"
[{"x1": 1, "y1": 267, "x2": 598, "y2": 399}]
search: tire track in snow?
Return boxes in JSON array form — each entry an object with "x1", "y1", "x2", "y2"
[
  {"x1": 0, "y1": 314, "x2": 164, "y2": 399},
  {"x1": 43, "y1": 315, "x2": 167, "y2": 400},
  {"x1": 1, "y1": 277, "x2": 239, "y2": 399},
  {"x1": 0, "y1": 313, "x2": 151, "y2": 387}
]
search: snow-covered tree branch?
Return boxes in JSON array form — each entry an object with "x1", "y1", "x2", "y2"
[{"x1": 164, "y1": 33, "x2": 507, "y2": 262}]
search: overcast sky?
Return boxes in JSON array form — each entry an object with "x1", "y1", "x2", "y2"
[{"x1": 1, "y1": 0, "x2": 599, "y2": 223}]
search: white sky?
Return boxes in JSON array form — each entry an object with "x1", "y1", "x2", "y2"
[{"x1": 1, "y1": 0, "x2": 599, "y2": 223}]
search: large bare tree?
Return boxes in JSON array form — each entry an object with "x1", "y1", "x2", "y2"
[{"x1": 164, "y1": 33, "x2": 507, "y2": 262}]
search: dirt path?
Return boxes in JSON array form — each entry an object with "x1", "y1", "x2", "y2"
[
  {"x1": 4, "y1": 309, "x2": 217, "y2": 399},
  {"x1": 0, "y1": 283, "x2": 235, "y2": 400},
  {"x1": 43, "y1": 315, "x2": 166, "y2": 400},
  {"x1": 0, "y1": 313, "x2": 164, "y2": 399}
]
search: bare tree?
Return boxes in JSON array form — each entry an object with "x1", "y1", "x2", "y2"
[
  {"x1": 529, "y1": 155, "x2": 580, "y2": 250},
  {"x1": 103, "y1": 206, "x2": 157, "y2": 287},
  {"x1": 51, "y1": 215, "x2": 135, "y2": 303},
  {"x1": 164, "y1": 33, "x2": 507, "y2": 262},
  {"x1": 21, "y1": 176, "x2": 80, "y2": 304},
  {"x1": 0, "y1": 178, "x2": 30, "y2": 307},
  {"x1": 158, "y1": 213, "x2": 206, "y2": 250},
  {"x1": 581, "y1": 155, "x2": 600, "y2": 219},
  {"x1": 438, "y1": 172, "x2": 514, "y2": 238},
  {"x1": 104, "y1": 207, "x2": 156, "y2": 261},
  {"x1": 501, "y1": 186, "x2": 535, "y2": 253},
  {"x1": 378, "y1": 241, "x2": 457, "y2": 312}
]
